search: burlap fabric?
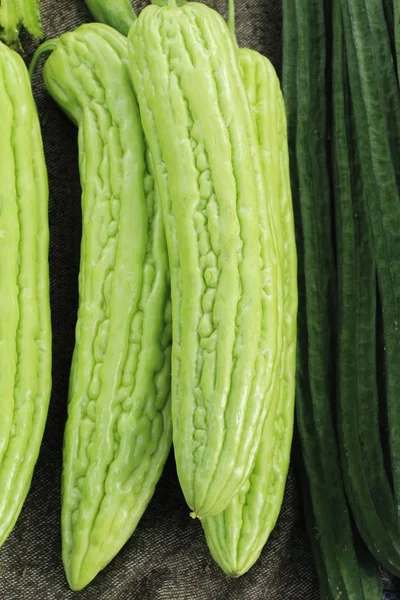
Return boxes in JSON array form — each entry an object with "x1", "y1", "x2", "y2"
[{"x1": 0, "y1": 2, "x2": 319, "y2": 598}]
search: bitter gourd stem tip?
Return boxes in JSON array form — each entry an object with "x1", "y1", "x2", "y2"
[
  {"x1": 190, "y1": 511, "x2": 202, "y2": 521},
  {"x1": 28, "y1": 38, "x2": 59, "y2": 81}
]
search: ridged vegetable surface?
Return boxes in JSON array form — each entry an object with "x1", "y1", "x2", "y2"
[
  {"x1": 283, "y1": 0, "x2": 382, "y2": 596},
  {"x1": 333, "y1": 0, "x2": 400, "y2": 577},
  {"x1": 41, "y1": 23, "x2": 172, "y2": 590},
  {"x1": 396, "y1": 0, "x2": 400, "y2": 82},
  {"x1": 340, "y1": 0, "x2": 400, "y2": 523},
  {"x1": 0, "y1": 40, "x2": 51, "y2": 548},
  {"x1": 128, "y1": 1, "x2": 279, "y2": 519},
  {"x1": 0, "y1": 0, "x2": 42, "y2": 46},
  {"x1": 203, "y1": 48, "x2": 297, "y2": 577}
]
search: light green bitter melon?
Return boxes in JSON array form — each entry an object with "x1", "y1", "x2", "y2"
[
  {"x1": 202, "y1": 3, "x2": 297, "y2": 574},
  {"x1": 128, "y1": 0, "x2": 281, "y2": 519},
  {"x1": 0, "y1": 40, "x2": 51, "y2": 549},
  {"x1": 35, "y1": 23, "x2": 172, "y2": 590}
]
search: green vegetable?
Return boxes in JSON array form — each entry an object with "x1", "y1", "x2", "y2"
[
  {"x1": 152, "y1": 0, "x2": 186, "y2": 5},
  {"x1": 333, "y1": 0, "x2": 400, "y2": 577},
  {"x1": 283, "y1": 0, "x2": 382, "y2": 596},
  {"x1": 298, "y1": 450, "x2": 382, "y2": 600},
  {"x1": 84, "y1": 0, "x2": 136, "y2": 36},
  {"x1": 0, "y1": 0, "x2": 42, "y2": 46},
  {"x1": 395, "y1": 0, "x2": 400, "y2": 82},
  {"x1": 128, "y1": 0, "x2": 279, "y2": 519},
  {"x1": 202, "y1": 0, "x2": 297, "y2": 575},
  {"x1": 340, "y1": 0, "x2": 400, "y2": 521},
  {"x1": 365, "y1": 0, "x2": 400, "y2": 189},
  {"x1": 356, "y1": 539, "x2": 383, "y2": 599},
  {"x1": 36, "y1": 23, "x2": 172, "y2": 590},
  {"x1": 0, "y1": 40, "x2": 51, "y2": 548}
]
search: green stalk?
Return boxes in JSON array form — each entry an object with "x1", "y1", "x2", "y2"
[
  {"x1": 84, "y1": 0, "x2": 136, "y2": 36},
  {"x1": 151, "y1": 1, "x2": 189, "y2": 7},
  {"x1": 29, "y1": 38, "x2": 58, "y2": 79},
  {"x1": 228, "y1": 0, "x2": 235, "y2": 39}
]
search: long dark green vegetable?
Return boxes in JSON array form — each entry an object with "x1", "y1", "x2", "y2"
[
  {"x1": 396, "y1": 0, "x2": 400, "y2": 82},
  {"x1": 340, "y1": 0, "x2": 400, "y2": 522},
  {"x1": 364, "y1": 1, "x2": 400, "y2": 188},
  {"x1": 333, "y1": 0, "x2": 400, "y2": 577},
  {"x1": 283, "y1": 0, "x2": 382, "y2": 596}
]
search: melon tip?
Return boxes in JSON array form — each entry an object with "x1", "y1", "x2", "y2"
[{"x1": 190, "y1": 511, "x2": 202, "y2": 521}]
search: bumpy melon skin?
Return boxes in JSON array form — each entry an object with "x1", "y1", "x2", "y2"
[
  {"x1": 43, "y1": 24, "x2": 172, "y2": 591},
  {"x1": 128, "y1": 2, "x2": 280, "y2": 519},
  {"x1": 0, "y1": 40, "x2": 51, "y2": 550}
]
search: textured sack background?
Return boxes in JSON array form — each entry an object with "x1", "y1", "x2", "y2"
[{"x1": 0, "y1": 1, "x2": 321, "y2": 598}]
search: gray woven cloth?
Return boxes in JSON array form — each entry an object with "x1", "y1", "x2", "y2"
[{"x1": 0, "y1": 1, "x2": 319, "y2": 598}]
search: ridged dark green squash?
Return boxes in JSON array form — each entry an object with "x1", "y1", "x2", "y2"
[
  {"x1": 340, "y1": 0, "x2": 400, "y2": 521},
  {"x1": 333, "y1": 0, "x2": 400, "y2": 578},
  {"x1": 283, "y1": 0, "x2": 382, "y2": 596},
  {"x1": 396, "y1": 0, "x2": 400, "y2": 81}
]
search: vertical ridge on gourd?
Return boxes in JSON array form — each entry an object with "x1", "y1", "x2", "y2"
[
  {"x1": 396, "y1": 0, "x2": 400, "y2": 83},
  {"x1": 363, "y1": 0, "x2": 400, "y2": 189},
  {"x1": 0, "y1": 40, "x2": 51, "y2": 548},
  {"x1": 203, "y1": 49, "x2": 297, "y2": 577},
  {"x1": 333, "y1": 0, "x2": 400, "y2": 576},
  {"x1": 128, "y1": 1, "x2": 279, "y2": 519},
  {"x1": 0, "y1": 0, "x2": 42, "y2": 46},
  {"x1": 41, "y1": 23, "x2": 172, "y2": 591},
  {"x1": 282, "y1": 0, "x2": 383, "y2": 596},
  {"x1": 340, "y1": 0, "x2": 400, "y2": 519}
]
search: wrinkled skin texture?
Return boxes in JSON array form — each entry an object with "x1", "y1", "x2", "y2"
[
  {"x1": 128, "y1": 2, "x2": 280, "y2": 519},
  {"x1": 43, "y1": 24, "x2": 172, "y2": 591},
  {"x1": 0, "y1": 40, "x2": 51, "y2": 549},
  {"x1": 203, "y1": 49, "x2": 297, "y2": 577}
]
